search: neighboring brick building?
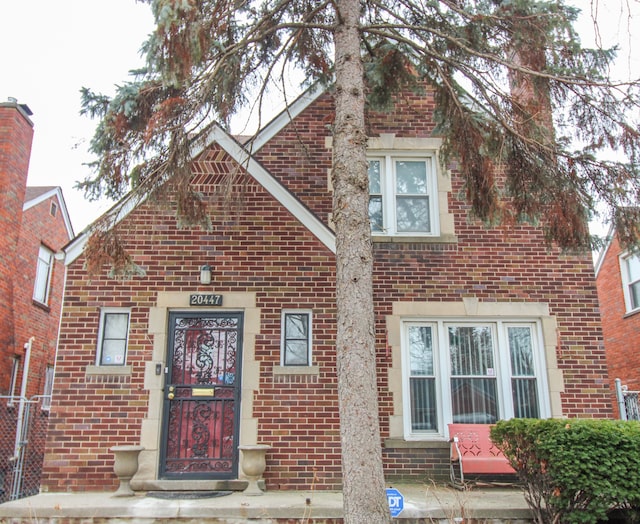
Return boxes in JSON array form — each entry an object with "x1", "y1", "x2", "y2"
[
  {"x1": 43, "y1": 87, "x2": 610, "y2": 494},
  {"x1": 595, "y1": 231, "x2": 640, "y2": 416},
  {"x1": 0, "y1": 99, "x2": 74, "y2": 500}
]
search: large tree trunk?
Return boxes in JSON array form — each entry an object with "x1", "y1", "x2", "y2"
[{"x1": 332, "y1": 1, "x2": 391, "y2": 523}]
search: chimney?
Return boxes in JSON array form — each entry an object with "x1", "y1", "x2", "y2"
[{"x1": 0, "y1": 98, "x2": 34, "y2": 384}]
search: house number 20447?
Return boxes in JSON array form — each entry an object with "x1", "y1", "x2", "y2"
[{"x1": 189, "y1": 294, "x2": 223, "y2": 306}]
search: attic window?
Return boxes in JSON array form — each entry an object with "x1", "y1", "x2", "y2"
[{"x1": 50, "y1": 201, "x2": 58, "y2": 217}]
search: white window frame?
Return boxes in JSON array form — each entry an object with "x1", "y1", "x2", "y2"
[
  {"x1": 620, "y1": 252, "x2": 640, "y2": 313},
  {"x1": 368, "y1": 153, "x2": 440, "y2": 237},
  {"x1": 42, "y1": 365, "x2": 54, "y2": 411},
  {"x1": 280, "y1": 310, "x2": 313, "y2": 366},
  {"x1": 401, "y1": 318, "x2": 550, "y2": 440},
  {"x1": 96, "y1": 308, "x2": 131, "y2": 366},
  {"x1": 33, "y1": 245, "x2": 54, "y2": 305}
]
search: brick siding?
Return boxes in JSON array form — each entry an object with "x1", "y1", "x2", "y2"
[{"x1": 42, "y1": 89, "x2": 610, "y2": 492}]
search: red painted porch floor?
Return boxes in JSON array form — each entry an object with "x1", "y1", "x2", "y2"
[{"x1": 0, "y1": 484, "x2": 531, "y2": 523}]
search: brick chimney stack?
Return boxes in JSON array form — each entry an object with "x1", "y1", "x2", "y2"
[{"x1": 0, "y1": 98, "x2": 34, "y2": 388}]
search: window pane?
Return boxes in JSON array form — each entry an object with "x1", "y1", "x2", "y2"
[
  {"x1": 627, "y1": 255, "x2": 640, "y2": 282},
  {"x1": 449, "y1": 326, "x2": 494, "y2": 376},
  {"x1": 285, "y1": 341, "x2": 309, "y2": 365},
  {"x1": 104, "y1": 313, "x2": 129, "y2": 338},
  {"x1": 508, "y1": 326, "x2": 534, "y2": 376},
  {"x1": 285, "y1": 314, "x2": 308, "y2": 339},
  {"x1": 451, "y1": 378, "x2": 498, "y2": 424},
  {"x1": 410, "y1": 378, "x2": 437, "y2": 431},
  {"x1": 396, "y1": 196, "x2": 430, "y2": 232},
  {"x1": 395, "y1": 161, "x2": 427, "y2": 194},
  {"x1": 512, "y1": 378, "x2": 539, "y2": 418},
  {"x1": 409, "y1": 326, "x2": 433, "y2": 375},
  {"x1": 368, "y1": 160, "x2": 381, "y2": 193},
  {"x1": 631, "y1": 281, "x2": 640, "y2": 310},
  {"x1": 369, "y1": 197, "x2": 384, "y2": 232},
  {"x1": 100, "y1": 339, "x2": 127, "y2": 365},
  {"x1": 368, "y1": 160, "x2": 383, "y2": 232}
]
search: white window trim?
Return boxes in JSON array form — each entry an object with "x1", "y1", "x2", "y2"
[
  {"x1": 369, "y1": 152, "x2": 440, "y2": 237},
  {"x1": 96, "y1": 308, "x2": 131, "y2": 366},
  {"x1": 401, "y1": 317, "x2": 551, "y2": 440},
  {"x1": 619, "y1": 252, "x2": 640, "y2": 313},
  {"x1": 33, "y1": 245, "x2": 54, "y2": 305},
  {"x1": 280, "y1": 309, "x2": 313, "y2": 366}
]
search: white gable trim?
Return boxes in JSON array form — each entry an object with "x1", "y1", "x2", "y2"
[
  {"x1": 204, "y1": 125, "x2": 336, "y2": 253},
  {"x1": 247, "y1": 83, "x2": 326, "y2": 153},
  {"x1": 63, "y1": 122, "x2": 336, "y2": 265}
]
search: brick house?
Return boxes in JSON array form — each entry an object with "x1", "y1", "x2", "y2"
[
  {"x1": 42, "y1": 86, "x2": 610, "y2": 493},
  {"x1": 0, "y1": 99, "x2": 74, "y2": 499},
  {"x1": 595, "y1": 230, "x2": 640, "y2": 416}
]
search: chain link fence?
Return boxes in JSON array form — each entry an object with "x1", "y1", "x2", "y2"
[{"x1": 0, "y1": 396, "x2": 50, "y2": 502}]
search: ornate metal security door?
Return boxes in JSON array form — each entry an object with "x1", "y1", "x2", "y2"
[{"x1": 160, "y1": 312, "x2": 243, "y2": 479}]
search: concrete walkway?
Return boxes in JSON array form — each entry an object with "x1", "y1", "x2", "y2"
[{"x1": 0, "y1": 484, "x2": 532, "y2": 522}]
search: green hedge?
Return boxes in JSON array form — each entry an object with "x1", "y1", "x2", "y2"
[{"x1": 491, "y1": 419, "x2": 640, "y2": 524}]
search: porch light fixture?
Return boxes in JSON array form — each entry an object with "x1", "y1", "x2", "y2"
[{"x1": 200, "y1": 265, "x2": 212, "y2": 285}]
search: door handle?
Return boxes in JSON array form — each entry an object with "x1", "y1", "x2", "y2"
[
  {"x1": 168, "y1": 386, "x2": 175, "y2": 400},
  {"x1": 168, "y1": 392, "x2": 175, "y2": 400}
]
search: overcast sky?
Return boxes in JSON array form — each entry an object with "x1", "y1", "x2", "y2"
[{"x1": 2, "y1": 1, "x2": 638, "y2": 234}]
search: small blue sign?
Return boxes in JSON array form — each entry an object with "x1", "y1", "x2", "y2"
[{"x1": 386, "y1": 487, "x2": 404, "y2": 517}]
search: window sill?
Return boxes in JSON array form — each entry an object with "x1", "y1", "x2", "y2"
[
  {"x1": 273, "y1": 365, "x2": 319, "y2": 376},
  {"x1": 623, "y1": 308, "x2": 640, "y2": 319},
  {"x1": 85, "y1": 365, "x2": 132, "y2": 376},
  {"x1": 32, "y1": 300, "x2": 51, "y2": 313},
  {"x1": 384, "y1": 438, "x2": 449, "y2": 449},
  {"x1": 372, "y1": 234, "x2": 457, "y2": 244}
]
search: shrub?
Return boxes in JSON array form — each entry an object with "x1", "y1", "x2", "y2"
[{"x1": 491, "y1": 418, "x2": 640, "y2": 524}]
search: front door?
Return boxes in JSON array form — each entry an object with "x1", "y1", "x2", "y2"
[{"x1": 160, "y1": 312, "x2": 243, "y2": 479}]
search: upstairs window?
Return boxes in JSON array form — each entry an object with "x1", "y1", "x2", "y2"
[
  {"x1": 281, "y1": 311, "x2": 312, "y2": 366},
  {"x1": 33, "y1": 245, "x2": 53, "y2": 305},
  {"x1": 97, "y1": 309, "x2": 130, "y2": 366},
  {"x1": 621, "y1": 252, "x2": 640, "y2": 313},
  {"x1": 368, "y1": 155, "x2": 438, "y2": 236}
]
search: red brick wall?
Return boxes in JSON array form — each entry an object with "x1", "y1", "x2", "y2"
[
  {"x1": 14, "y1": 195, "x2": 70, "y2": 399},
  {"x1": 42, "y1": 90, "x2": 609, "y2": 492},
  {"x1": 0, "y1": 103, "x2": 33, "y2": 391},
  {"x1": 596, "y1": 235, "x2": 640, "y2": 414}
]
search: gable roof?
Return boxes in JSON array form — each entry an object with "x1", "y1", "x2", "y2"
[
  {"x1": 24, "y1": 186, "x2": 75, "y2": 240},
  {"x1": 63, "y1": 97, "x2": 337, "y2": 264}
]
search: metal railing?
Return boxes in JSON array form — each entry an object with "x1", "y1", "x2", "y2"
[{"x1": 615, "y1": 378, "x2": 640, "y2": 421}]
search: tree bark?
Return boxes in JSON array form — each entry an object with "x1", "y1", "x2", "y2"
[{"x1": 332, "y1": 1, "x2": 390, "y2": 523}]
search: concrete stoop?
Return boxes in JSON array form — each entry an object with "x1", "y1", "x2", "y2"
[{"x1": 0, "y1": 485, "x2": 533, "y2": 523}]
